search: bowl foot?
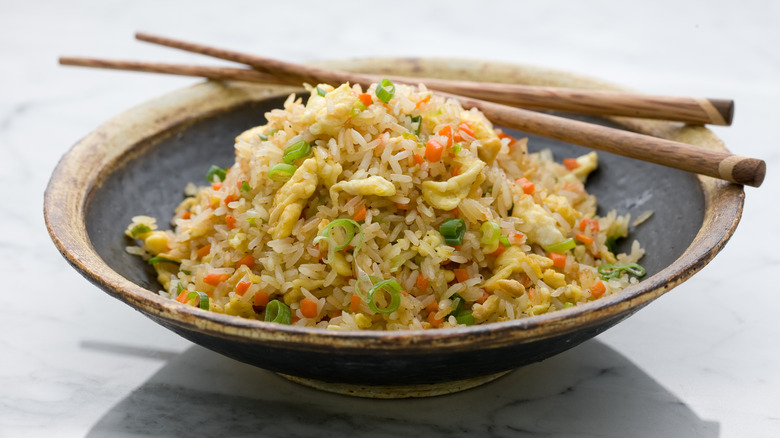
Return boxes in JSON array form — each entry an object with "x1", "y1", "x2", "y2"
[{"x1": 277, "y1": 370, "x2": 514, "y2": 398}]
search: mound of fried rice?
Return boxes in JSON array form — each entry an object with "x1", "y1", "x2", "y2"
[{"x1": 126, "y1": 81, "x2": 645, "y2": 330}]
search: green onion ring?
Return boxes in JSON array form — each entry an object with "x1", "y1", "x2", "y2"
[
  {"x1": 543, "y1": 238, "x2": 576, "y2": 253},
  {"x1": 206, "y1": 165, "x2": 227, "y2": 183},
  {"x1": 479, "y1": 221, "x2": 501, "y2": 245},
  {"x1": 282, "y1": 140, "x2": 312, "y2": 164},
  {"x1": 367, "y1": 279, "x2": 402, "y2": 314},
  {"x1": 187, "y1": 291, "x2": 210, "y2": 310},
  {"x1": 439, "y1": 218, "x2": 466, "y2": 246},
  {"x1": 147, "y1": 256, "x2": 180, "y2": 266},
  {"x1": 268, "y1": 163, "x2": 296, "y2": 182},
  {"x1": 455, "y1": 310, "x2": 475, "y2": 326},
  {"x1": 355, "y1": 274, "x2": 382, "y2": 301},
  {"x1": 313, "y1": 219, "x2": 364, "y2": 264},
  {"x1": 130, "y1": 223, "x2": 152, "y2": 237},
  {"x1": 264, "y1": 300, "x2": 292, "y2": 324},
  {"x1": 316, "y1": 86, "x2": 327, "y2": 97},
  {"x1": 375, "y1": 78, "x2": 396, "y2": 103}
]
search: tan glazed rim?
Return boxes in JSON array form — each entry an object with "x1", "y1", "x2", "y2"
[{"x1": 44, "y1": 58, "x2": 744, "y2": 393}]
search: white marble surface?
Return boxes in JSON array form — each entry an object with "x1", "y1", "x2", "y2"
[{"x1": 3, "y1": 0, "x2": 779, "y2": 436}]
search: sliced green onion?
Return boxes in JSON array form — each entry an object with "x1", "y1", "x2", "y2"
[
  {"x1": 375, "y1": 78, "x2": 396, "y2": 103},
  {"x1": 240, "y1": 181, "x2": 251, "y2": 192},
  {"x1": 268, "y1": 163, "x2": 296, "y2": 182},
  {"x1": 355, "y1": 275, "x2": 382, "y2": 301},
  {"x1": 187, "y1": 291, "x2": 210, "y2": 310},
  {"x1": 564, "y1": 302, "x2": 574, "y2": 308},
  {"x1": 351, "y1": 101, "x2": 367, "y2": 117},
  {"x1": 499, "y1": 235, "x2": 511, "y2": 247},
  {"x1": 282, "y1": 140, "x2": 312, "y2": 164},
  {"x1": 455, "y1": 310, "x2": 475, "y2": 325},
  {"x1": 543, "y1": 238, "x2": 576, "y2": 253},
  {"x1": 447, "y1": 294, "x2": 464, "y2": 317},
  {"x1": 148, "y1": 256, "x2": 180, "y2": 266},
  {"x1": 316, "y1": 86, "x2": 327, "y2": 97},
  {"x1": 480, "y1": 221, "x2": 500, "y2": 245},
  {"x1": 264, "y1": 299, "x2": 292, "y2": 324},
  {"x1": 176, "y1": 282, "x2": 185, "y2": 294},
  {"x1": 440, "y1": 218, "x2": 466, "y2": 246},
  {"x1": 258, "y1": 133, "x2": 268, "y2": 141},
  {"x1": 206, "y1": 165, "x2": 227, "y2": 183},
  {"x1": 410, "y1": 115, "x2": 422, "y2": 135},
  {"x1": 130, "y1": 223, "x2": 152, "y2": 237},
  {"x1": 180, "y1": 269, "x2": 192, "y2": 276},
  {"x1": 598, "y1": 263, "x2": 647, "y2": 280},
  {"x1": 605, "y1": 236, "x2": 618, "y2": 253},
  {"x1": 313, "y1": 219, "x2": 364, "y2": 263},
  {"x1": 451, "y1": 142, "x2": 463, "y2": 155},
  {"x1": 367, "y1": 279, "x2": 402, "y2": 314}
]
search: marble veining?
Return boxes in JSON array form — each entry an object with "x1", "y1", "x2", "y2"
[{"x1": 2, "y1": 0, "x2": 779, "y2": 437}]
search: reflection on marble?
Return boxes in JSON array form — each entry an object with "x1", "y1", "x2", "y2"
[{"x1": 84, "y1": 341, "x2": 717, "y2": 438}]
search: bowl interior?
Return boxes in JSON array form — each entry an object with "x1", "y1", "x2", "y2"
[{"x1": 86, "y1": 95, "x2": 704, "y2": 292}]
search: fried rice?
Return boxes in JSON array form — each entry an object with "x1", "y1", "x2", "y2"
[{"x1": 125, "y1": 80, "x2": 646, "y2": 330}]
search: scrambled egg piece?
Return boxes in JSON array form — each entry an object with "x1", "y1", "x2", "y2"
[
  {"x1": 331, "y1": 175, "x2": 396, "y2": 198},
  {"x1": 543, "y1": 194, "x2": 581, "y2": 226},
  {"x1": 314, "y1": 148, "x2": 342, "y2": 188},
  {"x1": 268, "y1": 157, "x2": 319, "y2": 239},
  {"x1": 572, "y1": 151, "x2": 598, "y2": 181},
  {"x1": 483, "y1": 246, "x2": 553, "y2": 290},
  {"x1": 512, "y1": 194, "x2": 565, "y2": 247},
  {"x1": 460, "y1": 110, "x2": 502, "y2": 164},
  {"x1": 300, "y1": 84, "x2": 354, "y2": 137},
  {"x1": 422, "y1": 157, "x2": 485, "y2": 210}
]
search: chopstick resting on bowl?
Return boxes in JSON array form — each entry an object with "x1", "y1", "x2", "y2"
[{"x1": 58, "y1": 33, "x2": 766, "y2": 187}]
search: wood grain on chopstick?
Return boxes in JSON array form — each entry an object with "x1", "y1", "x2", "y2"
[{"x1": 134, "y1": 32, "x2": 734, "y2": 126}]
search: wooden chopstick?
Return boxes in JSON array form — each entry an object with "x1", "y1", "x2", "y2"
[
  {"x1": 135, "y1": 32, "x2": 733, "y2": 126},
  {"x1": 58, "y1": 34, "x2": 765, "y2": 187}
]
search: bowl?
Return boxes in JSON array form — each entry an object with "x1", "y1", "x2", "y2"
[{"x1": 44, "y1": 58, "x2": 744, "y2": 398}]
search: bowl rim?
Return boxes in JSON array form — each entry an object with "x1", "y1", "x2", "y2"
[{"x1": 44, "y1": 57, "x2": 744, "y2": 353}]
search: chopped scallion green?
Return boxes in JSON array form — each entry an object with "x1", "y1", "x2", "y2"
[
  {"x1": 282, "y1": 140, "x2": 312, "y2": 164},
  {"x1": 543, "y1": 238, "x2": 576, "y2": 253},
  {"x1": 480, "y1": 221, "x2": 501, "y2": 245},
  {"x1": 313, "y1": 218, "x2": 364, "y2": 264},
  {"x1": 440, "y1": 218, "x2": 466, "y2": 246},
  {"x1": 375, "y1": 78, "x2": 396, "y2": 103},
  {"x1": 240, "y1": 181, "x2": 251, "y2": 192},
  {"x1": 316, "y1": 86, "x2": 327, "y2": 97},
  {"x1": 147, "y1": 256, "x2": 180, "y2": 266},
  {"x1": 264, "y1": 300, "x2": 292, "y2": 324},
  {"x1": 598, "y1": 263, "x2": 647, "y2": 280},
  {"x1": 268, "y1": 163, "x2": 296, "y2": 182},
  {"x1": 258, "y1": 133, "x2": 268, "y2": 141},
  {"x1": 410, "y1": 115, "x2": 422, "y2": 135},
  {"x1": 130, "y1": 223, "x2": 152, "y2": 237},
  {"x1": 206, "y1": 165, "x2": 227, "y2": 183},
  {"x1": 367, "y1": 279, "x2": 402, "y2": 314},
  {"x1": 499, "y1": 235, "x2": 511, "y2": 247},
  {"x1": 455, "y1": 310, "x2": 475, "y2": 325},
  {"x1": 187, "y1": 291, "x2": 210, "y2": 310},
  {"x1": 451, "y1": 142, "x2": 462, "y2": 155}
]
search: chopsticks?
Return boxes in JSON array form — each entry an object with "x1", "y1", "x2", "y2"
[{"x1": 59, "y1": 32, "x2": 766, "y2": 187}]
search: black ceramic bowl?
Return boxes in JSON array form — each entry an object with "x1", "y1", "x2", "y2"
[{"x1": 44, "y1": 58, "x2": 743, "y2": 397}]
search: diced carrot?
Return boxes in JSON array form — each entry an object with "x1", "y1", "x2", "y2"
[
  {"x1": 425, "y1": 139, "x2": 444, "y2": 162},
  {"x1": 211, "y1": 182, "x2": 222, "y2": 190},
  {"x1": 235, "y1": 280, "x2": 251, "y2": 296},
  {"x1": 563, "y1": 158, "x2": 579, "y2": 170},
  {"x1": 395, "y1": 202, "x2": 410, "y2": 210},
  {"x1": 452, "y1": 166, "x2": 461, "y2": 176},
  {"x1": 453, "y1": 132, "x2": 463, "y2": 142},
  {"x1": 509, "y1": 232, "x2": 525, "y2": 245},
  {"x1": 437, "y1": 125, "x2": 453, "y2": 147},
  {"x1": 353, "y1": 204, "x2": 367, "y2": 222},
  {"x1": 413, "y1": 153, "x2": 424, "y2": 165},
  {"x1": 428, "y1": 310, "x2": 444, "y2": 328},
  {"x1": 579, "y1": 218, "x2": 600, "y2": 232},
  {"x1": 331, "y1": 310, "x2": 342, "y2": 318},
  {"x1": 488, "y1": 244, "x2": 506, "y2": 257},
  {"x1": 575, "y1": 233, "x2": 594, "y2": 245},
  {"x1": 415, "y1": 94, "x2": 431, "y2": 108},
  {"x1": 175, "y1": 290, "x2": 189, "y2": 303},
  {"x1": 590, "y1": 280, "x2": 606, "y2": 298},
  {"x1": 550, "y1": 252, "x2": 567, "y2": 269},
  {"x1": 358, "y1": 93, "x2": 373, "y2": 107},
  {"x1": 350, "y1": 294, "x2": 362, "y2": 313},
  {"x1": 237, "y1": 254, "x2": 255, "y2": 269},
  {"x1": 516, "y1": 178, "x2": 535, "y2": 194},
  {"x1": 224, "y1": 193, "x2": 239, "y2": 206},
  {"x1": 416, "y1": 274, "x2": 429, "y2": 291},
  {"x1": 476, "y1": 290, "x2": 490, "y2": 304},
  {"x1": 425, "y1": 300, "x2": 439, "y2": 313},
  {"x1": 253, "y1": 291, "x2": 269, "y2": 307},
  {"x1": 453, "y1": 268, "x2": 469, "y2": 283},
  {"x1": 197, "y1": 244, "x2": 211, "y2": 259},
  {"x1": 203, "y1": 272, "x2": 229, "y2": 286},
  {"x1": 300, "y1": 298, "x2": 318, "y2": 319},
  {"x1": 225, "y1": 215, "x2": 237, "y2": 229},
  {"x1": 181, "y1": 211, "x2": 191, "y2": 220},
  {"x1": 497, "y1": 130, "x2": 516, "y2": 143}
]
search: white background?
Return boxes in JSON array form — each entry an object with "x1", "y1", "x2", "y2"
[{"x1": 2, "y1": 1, "x2": 779, "y2": 436}]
